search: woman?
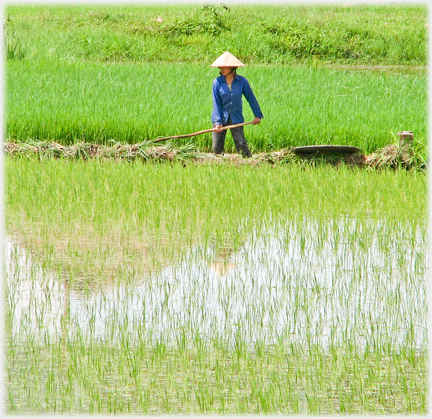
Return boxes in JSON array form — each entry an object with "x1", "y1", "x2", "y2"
[{"x1": 210, "y1": 51, "x2": 264, "y2": 157}]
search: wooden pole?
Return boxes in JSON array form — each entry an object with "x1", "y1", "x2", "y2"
[
  {"x1": 397, "y1": 131, "x2": 414, "y2": 164},
  {"x1": 150, "y1": 121, "x2": 254, "y2": 143}
]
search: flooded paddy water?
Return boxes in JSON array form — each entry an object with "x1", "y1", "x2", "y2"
[{"x1": 5, "y1": 218, "x2": 427, "y2": 351}]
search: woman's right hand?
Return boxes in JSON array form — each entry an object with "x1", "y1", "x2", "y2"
[{"x1": 215, "y1": 125, "x2": 223, "y2": 133}]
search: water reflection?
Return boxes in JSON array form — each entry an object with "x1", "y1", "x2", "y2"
[
  {"x1": 4, "y1": 218, "x2": 428, "y2": 351},
  {"x1": 209, "y1": 243, "x2": 237, "y2": 277}
]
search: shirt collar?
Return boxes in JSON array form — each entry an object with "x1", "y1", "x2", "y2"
[{"x1": 219, "y1": 73, "x2": 239, "y2": 83}]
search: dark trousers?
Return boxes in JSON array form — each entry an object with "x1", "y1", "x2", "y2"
[{"x1": 212, "y1": 117, "x2": 252, "y2": 157}]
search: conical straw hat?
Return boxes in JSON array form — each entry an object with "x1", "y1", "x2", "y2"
[{"x1": 210, "y1": 51, "x2": 245, "y2": 67}]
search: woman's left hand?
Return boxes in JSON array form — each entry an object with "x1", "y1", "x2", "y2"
[{"x1": 252, "y1": 117, "x2": 262, "y2": 125}]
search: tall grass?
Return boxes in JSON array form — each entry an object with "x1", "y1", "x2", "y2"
[
  {"x1": 5, "y1": 4, "x2": 427, "y2": 154},
  {"x1": 5, "y1": 60, "x2": 427, "y2": 155}
]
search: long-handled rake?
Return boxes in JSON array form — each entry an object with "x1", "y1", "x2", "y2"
[{"x1": 150, "y1": 120, "x2": 254, "y2": 143}]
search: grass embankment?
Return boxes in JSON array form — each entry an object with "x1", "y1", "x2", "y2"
[
  {"x1": 5, "y1": 160, "x2": 428, "y2": 414},
  {"x1": 5, "y1": 4, "x2": 427, "y2": 65},
  {"x1": 4, "y1": 4, "x2": 428, "y2": 156}
]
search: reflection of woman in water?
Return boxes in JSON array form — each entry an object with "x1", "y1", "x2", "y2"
[
  {"x1": 210, "y1": 51, "x2": 264, "y2": 157},
  {"x1": 209, "y1": 236, "x2": 245, "y2": 277},
  {"x1": 210, "y1": 245, "x2": 236, "y2": 277}
]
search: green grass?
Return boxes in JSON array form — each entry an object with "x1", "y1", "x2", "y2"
[
  {"x1": 6, "y1": 159, "x2": 427, "y2": 228},
  {"x1": 5, "y1": 160, "x2": 427, "y2": 276},
  {"x1": 5, "y1": 159, "x2": 427, "y2": 301},
  {"x1": 5, "y1": 4, "x2": 427, "y2": 65}
]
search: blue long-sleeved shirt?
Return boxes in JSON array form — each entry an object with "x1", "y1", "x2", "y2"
[{"x1": 211, "y1": 74, "x2": 264, "y2": 125}]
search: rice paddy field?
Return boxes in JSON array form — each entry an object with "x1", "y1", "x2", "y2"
[
  {"x1": 3, "y1": 3, "x2": 429, "y2": 415},
  {"x1": 6, "y1": 60, "x2": 428, "y2": 156},
  {"x1": 4, "y1": 3, "x2": 428, "y2": 155}
]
